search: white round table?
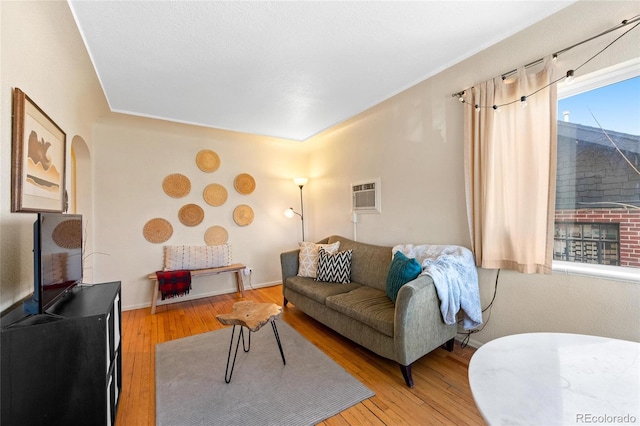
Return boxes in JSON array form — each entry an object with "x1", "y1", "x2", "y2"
[{"x1": 468, "y1": 333, "x2": 639, "y2": 425}]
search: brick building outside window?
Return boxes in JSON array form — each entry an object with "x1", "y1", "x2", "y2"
[{"x1": 555, "y1": 120, "x2": 640, "y2": 268}]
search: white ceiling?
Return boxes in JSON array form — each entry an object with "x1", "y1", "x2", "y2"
[{"x1": 69, "y1": 1, "x2": 575, "y2": 141}]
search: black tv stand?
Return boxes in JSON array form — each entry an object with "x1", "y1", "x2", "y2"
[
  {"x1": 3, "y1": 311, "x2": 64, "y2": 328},
  {"x1": 1, "y1": 282, "x2": 122, "y2": 426}
]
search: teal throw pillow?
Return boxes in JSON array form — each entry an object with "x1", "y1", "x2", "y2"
[{"x1": 386, "y1": 251, "x2": 422, "y2": 303}]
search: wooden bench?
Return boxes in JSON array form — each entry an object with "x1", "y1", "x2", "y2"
[{"x1": 148, "y1": 263, "x2": 246, "y2": 314}]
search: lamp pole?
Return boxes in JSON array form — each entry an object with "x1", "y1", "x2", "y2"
[
  {"x1": 298, "y1": 184, "x2": 305, "y2": 241},
  {"x1": 292, "y1": 178, "x2": 308, "y2": 241}
]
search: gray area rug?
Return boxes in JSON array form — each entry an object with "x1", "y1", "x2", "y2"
[{"x1": 155, "y1": 320, "x2": 374, "y2": 426}]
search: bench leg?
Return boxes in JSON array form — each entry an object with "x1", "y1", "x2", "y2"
[
  {"x1": 151, "y1": 280, "x2": 159, "y2": 315},
  {"x1": 235, "y1": 270, "x2": 245, "y2": 297}
]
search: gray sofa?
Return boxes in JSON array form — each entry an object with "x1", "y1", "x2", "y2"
[{"x1": 280, "y1": 235, "x2": 456, "y2": 387}]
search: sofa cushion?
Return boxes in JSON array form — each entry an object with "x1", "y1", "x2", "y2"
[
  {"x1": 285, "y1": 276, "x2": 361, "y2": 305},
  {"x1": 325, "y1": 286, "x2": 395, "y2": 338},
  {"x1": 327, "y1": 236, "x2": 392, "y2": 292},
  {"x1": 386, "y1": 251, "x2": 422, "y2": 303},
  {"x1": 316, "y1": 248, "x2": 352, "y2": 283},
  {"x1": 297, "y1": 241, "x2": 340, "y2": 278}
]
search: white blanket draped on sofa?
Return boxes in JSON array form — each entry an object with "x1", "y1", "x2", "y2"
[{"x1": 392, "y1": 244, "x2": 482, "y2": 330}]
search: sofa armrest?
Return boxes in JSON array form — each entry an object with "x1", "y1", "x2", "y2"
[
  {"x1": 393, "y1": 274, "x2": 456, "y2": 365},
  {"x1": 280, "y1": 249, "x2": 300, "y2": 285},
  {"x1": 280, "y1": 237, "x2": 330, "y2": 285}
]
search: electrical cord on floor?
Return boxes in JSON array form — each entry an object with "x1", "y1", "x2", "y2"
[{"x1": 458, "y1": 268, "x2": 500, "y2": 348}]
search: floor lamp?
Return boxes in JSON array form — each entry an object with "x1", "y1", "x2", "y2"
[{"x1": 284, "y1": 177, "x2": 308, "y2": 241}]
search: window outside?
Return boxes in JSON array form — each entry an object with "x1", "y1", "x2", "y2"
[
  {"x1": 555, "y1": 68, "x2": 639, "y2": 270},
  {"x1": 554, "y1": 222, "x2": 620, "y2": 265}
]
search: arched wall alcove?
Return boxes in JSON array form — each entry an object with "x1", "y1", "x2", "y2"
[{"x1": 70, "y1": 135, "x2": 94, "y2": 283}]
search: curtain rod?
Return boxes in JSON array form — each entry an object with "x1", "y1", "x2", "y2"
[{"x1": 452, "y1": 15, "x2": 640, "y2": 98}]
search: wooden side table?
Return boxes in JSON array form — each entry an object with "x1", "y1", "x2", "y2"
[{"x1": 216, "y1": 301, "x2": 286, "y2": 383}]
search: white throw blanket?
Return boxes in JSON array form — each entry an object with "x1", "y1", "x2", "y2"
[{"x1": 393, "y1": 244, "x2": 482, "y2": 330}]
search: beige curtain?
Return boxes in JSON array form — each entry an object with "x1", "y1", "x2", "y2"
[{"x1": 464, "y1": 57, "x2": 557, "y2": 274}]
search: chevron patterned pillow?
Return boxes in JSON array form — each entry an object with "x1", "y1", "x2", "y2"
[{"x1": 316, "y1": 247, "x2": 352, "y2": 283}]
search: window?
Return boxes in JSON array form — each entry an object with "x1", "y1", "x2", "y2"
[
  {"x1": 554, "y1": 59, "x2": 640, "y2": 280},
  {"x1": 554, "y1": 222, "x2": 620, "y2": 265}
]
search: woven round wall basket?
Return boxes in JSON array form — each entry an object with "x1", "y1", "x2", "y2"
[
  {"x1": 179, "y1": 204, "x2": 205, "y2": 227},
  {"x1": 233, "y1": 204, "x2": 254, "y2": 227},
  {"x1": 162, "y1": 173, "x2": 191, "y2": 198},
  {"x1": 204, "y1": 225, "x2": 229, "y2": 245},
  {"x1": 52, "y1": 219, "x2": 82, "y2": 249},
  {"x1": 196, "y1": 150, "x2": 220, "y2": 173},
  {"x1": 234, "y1": 173, "x2": 256, "y2": 195},
  {"x1": 143, "y1": 218, "x2": 173, "y2": 244},
  {"x1": 203, "y1": 183, "x2": 228, "y2": 207}
]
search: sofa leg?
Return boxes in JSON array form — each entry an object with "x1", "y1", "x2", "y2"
[
  {"x1": 444, "y1": 337, "x2": 455, "y2": 352},
  {"x1": 283, "y1": 297, "x2": 288, "y2": 307},
  {"x1": 399, "y1": 364, "x2": 414, "y2": 388}
]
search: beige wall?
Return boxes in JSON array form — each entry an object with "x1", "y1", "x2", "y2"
[
  {"x1": 305, "y1": 0, "x2": 640, "y2": 344},
  {"x1": 1, "y1": 1, "x2": 638, "y2": 344},
  {"x1": 0, "y1": 1, "x2": 108, "y2": 311},
  {"x1": 91, "y1": 114, "x2": 308, "y2": 310}
]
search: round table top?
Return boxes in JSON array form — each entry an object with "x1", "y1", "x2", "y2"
[{"x1": 468, "y1": 333, "x2": 640, "y2": 426}]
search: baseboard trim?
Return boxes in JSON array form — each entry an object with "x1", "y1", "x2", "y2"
[
  {"x1": 123, "y1": 280, "x2": 281, "y2": 311},
  {"x1": 460, "y1": 337, "x2": 483, "y2": 349}
]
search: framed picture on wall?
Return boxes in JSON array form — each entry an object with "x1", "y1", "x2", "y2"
[{"x1": 11, "y1": 88, "x2": 66, "y2": 213}]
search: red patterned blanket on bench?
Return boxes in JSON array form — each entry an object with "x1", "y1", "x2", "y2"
[{"x1": 155, "y1": 270, "x2": 192, "y2": 300}]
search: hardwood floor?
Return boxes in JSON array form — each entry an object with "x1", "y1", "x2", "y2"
[{"x1": 116, "y1": 285, "x2": 484, "y2": 425}]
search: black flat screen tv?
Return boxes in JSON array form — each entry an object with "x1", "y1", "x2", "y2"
[{"x1": 24, "y1": 213, "x2": 83, "y2": 315}]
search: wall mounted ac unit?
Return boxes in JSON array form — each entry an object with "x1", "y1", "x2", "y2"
[{"x1": 351, "y1": 178, "x2": 381, "y2": 214}]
